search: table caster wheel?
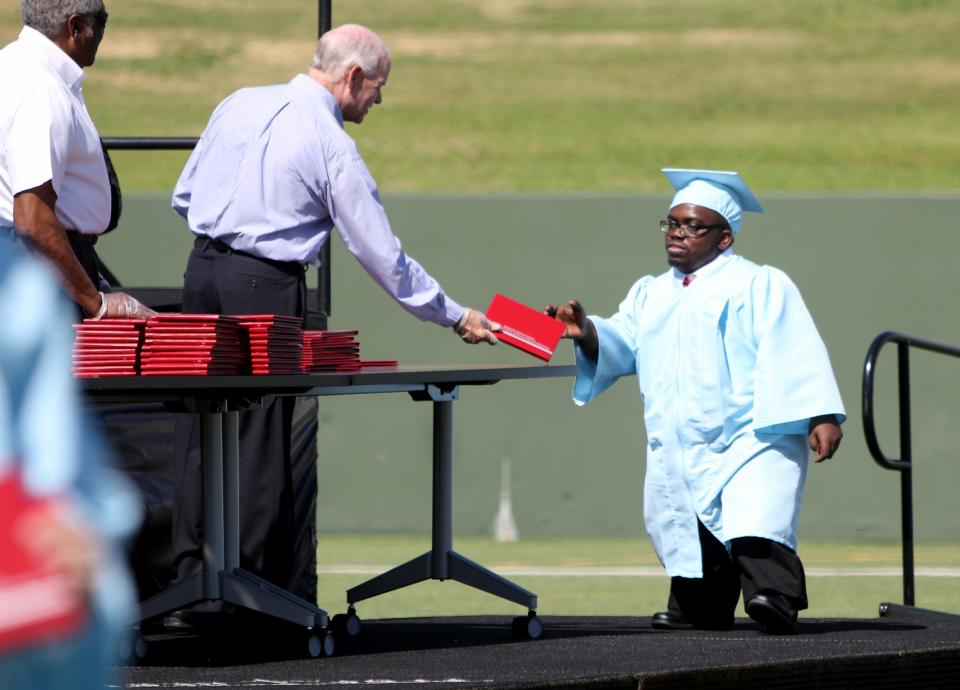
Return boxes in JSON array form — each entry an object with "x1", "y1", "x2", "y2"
[
  {"x1": 133, "y1": 635, "x2": 149, "y2": 660},
  {"x1": 305, "y1": 633, "x2": 322, "y2": 658},
  {"x1": 305, "y1": 629, "x2": 334, "y2": 658},
  {"x1": 117, "y1": 630, "x2": 138, "y2": 662},
  {"x1": 512, "y1": 612, "x2": 542, "y2": 640},
  {"x1": 321, "y1": 631, "x2": 335, "y2": 657},
  {"x1": 332, "y1": 608, "x2": 362, "y2": 637}
]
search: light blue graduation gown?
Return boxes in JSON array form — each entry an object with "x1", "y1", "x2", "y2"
[{"x1": 573, "y1": 252, "x2": 845, "y2": 578}]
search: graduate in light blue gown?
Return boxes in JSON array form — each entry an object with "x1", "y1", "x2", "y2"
[{"x1": 546, "y1": 169, "x2": 844, "y2": 634}]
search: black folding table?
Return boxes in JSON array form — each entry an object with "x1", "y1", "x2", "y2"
[{"x1": 82, "y1": 364, "x2": 574, "y2": 654}]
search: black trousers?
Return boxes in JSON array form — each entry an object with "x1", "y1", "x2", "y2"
[
  {"x1": 667, "y1": 520, "x2": 809, "y2": 628},
  {"x1": 171, "y1": 239, "x2": 308, "y2": 591},
  {"x1": 66, "y1": 233, "x2": 102, "y2": 285},
  {"x1": 4, "y1": 229, "x2": 102, "y2": 321}
]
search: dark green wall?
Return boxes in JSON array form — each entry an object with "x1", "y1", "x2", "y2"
[{"x1": 99, "y1": 193, "x2": 960, "y2": 541}]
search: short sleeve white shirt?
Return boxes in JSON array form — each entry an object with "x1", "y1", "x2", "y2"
[{"x1": 0, "y1": 26, "x2": 110, "y2": 234}]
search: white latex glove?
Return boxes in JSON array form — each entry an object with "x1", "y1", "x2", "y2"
[
  {"x1": 93, "y1": 291, "x2": 157, "y2": 320},
  {"x1": 454, "y1": 307, "x2": 500, "y2": 345}
]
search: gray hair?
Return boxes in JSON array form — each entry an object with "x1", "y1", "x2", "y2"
[
  {"x1": 21, "y1": 0, "x2": 105, "y2": 38},
  {"x1": 311, "y1": 23, "x2": 390, "y2": 78}
]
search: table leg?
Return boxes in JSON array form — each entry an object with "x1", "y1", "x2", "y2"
[
  {"x1": 136, "y1": 407, "x2": 224, "y2": 620},
  {"x1": 218, "y1": 407, "x2": 328, "y2": 628},
  {"x1": 431, "y1": 399, "x2": 453, "y2": 577},
  {"x1": 201, "y1": 409, "x2": 225, "y2": 599},
  {"x1": 139, "y1": 405, "x2": 328, "y2": 631},
  {"x1": 223, "y1": 410, "x2": 240, "y2": 570},
  {"x1": 347, "y1": 392, "x2": 537, "y2": 611}
]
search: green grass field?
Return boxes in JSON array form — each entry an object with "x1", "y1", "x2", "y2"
[
  {"x1": 315, "y1": 536, "x2": 960, "y2": 620},
  {"x1": 2, "y1": 1, "x2": 958, "y2": 192}
]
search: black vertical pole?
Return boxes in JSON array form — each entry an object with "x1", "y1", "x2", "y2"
[
  {"x1": 319, "y1": 0, "x2": 331, "y2": 34},
  {"x1": 897, "y1": 342, "x2": 915, "y2": 606},
  {"x1": 312, "y1": 0, "x2": 333, "y2": 328},
  {"x1": 431, "y1": 400, "x2": 454, "y2": 580}
]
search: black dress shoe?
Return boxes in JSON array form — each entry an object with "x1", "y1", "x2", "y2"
[
  {"x1": 161, "y1": 609, "x2": 196, "y2": 631},
  {"x1": 651, "y1": 609, "x2": 694, "y2": 630},
  {"x1": 746, "y1": 593, "x2": 798, "y2": 634},
  {"x1": 161, "y1": 609, "x2": 230, "y2": 632}
]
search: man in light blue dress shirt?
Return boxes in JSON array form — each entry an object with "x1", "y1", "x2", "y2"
[
  {"x1": 166, "y1": 24, "x2": 498, "y2": 628},
  {"x1": 547, "y1": 169, "x2": 844, "y2": 634}
]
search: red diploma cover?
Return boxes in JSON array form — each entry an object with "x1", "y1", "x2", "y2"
[
  {"x1": 486, "y1": 293, "x2": 565, "y2": 362},
  {"x1": 0, "y1": 471, "x2": 87, "y2": 653}
]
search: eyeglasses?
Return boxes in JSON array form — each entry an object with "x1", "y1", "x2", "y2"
[{"x1": 659, "y1": 219, "x2": 727, "y2": 239}]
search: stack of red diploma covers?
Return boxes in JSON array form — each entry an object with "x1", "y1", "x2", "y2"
[
  {"x1": 359, "y1": 359, "x2": 399, "y2": 369},
  {"x1": 302, "y1": 329, "x2": 361, "y2": 372},
  {"x1": 139, "y1": 314, "x2": 247, "y2": 376},
  {"x1": 236, "y1": 314, "x2": 304, "y2": 375},
  {"x1": 485, "y1": 293, "x2": 565, "y2": 362},
  {"x1": 72, "y1": 318, "x2": 146, "y2": 377},
  {"x1": 71, "y1": 314, "x2": 401, "y2": 376},
  {"x1": 0, "y1": 472, "x2": 87, "y2": 653},
  {"x1": 300, "y1": 329, "x2": 399, "y2": 371}
]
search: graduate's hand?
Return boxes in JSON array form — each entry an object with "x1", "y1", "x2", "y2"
[
  {"x1": 808, "y1": 415, "x2": 842, "y2": 462},
  {"x1": 545, "y1": 300, "x2": 598, "y2": 360},
  {"x1": 544, "y1": 300, "x2": 588, "y2": 339},
  {"x1": 455, "y1": 307, "x2": 500, "y2": 344}
]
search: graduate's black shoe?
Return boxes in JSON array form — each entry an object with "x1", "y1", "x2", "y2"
[
  {"x1": 651, "y1": 609, "x2": 694, "y2": 630},
  {"x1": 651, "y1": 609, "x2": 733, "y2": 631},
  {"x1": 746, "y1": 593, "x2": 798, "y2": 634}
]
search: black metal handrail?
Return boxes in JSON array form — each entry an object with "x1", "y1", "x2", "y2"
[
  {"x1": 862, "y1": 330, "x2": 960, "y2": 606},
  {"x1": 100, "y1": 137, "x2": 197, "y2": 150},
  {"x1": 97, "y1": 137, "x2": 197, "y2": 291}
]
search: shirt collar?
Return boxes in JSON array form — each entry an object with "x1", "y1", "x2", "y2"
[
  {"x1": 673, "y1": 247, "x2": 735, "y2": 286},
  {"x1": 290, "y1": 73, "x2": 344, "y2": 128},
  {"x1": 18, "y1": 25, "x2": 84, "y2": 92}
]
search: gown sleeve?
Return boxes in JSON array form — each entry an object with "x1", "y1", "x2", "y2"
[
  {"x1": 572, "y1": 277, "x2": 651, "y2": 406},
  {"x1": 749, "y1": 267, "x2": 846, "y2": 434}
]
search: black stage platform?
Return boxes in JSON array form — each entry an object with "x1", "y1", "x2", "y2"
[{"x1": 115, "y1": 605, "x2": 960, "y2": 689}]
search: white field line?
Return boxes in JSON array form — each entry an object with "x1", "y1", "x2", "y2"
[
  {"x1": 115, "y1": 681, "x2": 489, "y2": 688},
  {"x1": 317, "y1": 565, "x2": 960, "y2": 578}
]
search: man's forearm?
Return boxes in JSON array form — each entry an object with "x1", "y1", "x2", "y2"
[{"x1": 13, "y1": 187, "x2": 102, "y2": 315}]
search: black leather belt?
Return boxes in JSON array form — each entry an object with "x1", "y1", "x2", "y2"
[
  {"x1": 65, "y1": 230, "x2": 98, "y2": 246},
  {"x1": 193, "y1": 236, "x2": 305, "y2": 275}
]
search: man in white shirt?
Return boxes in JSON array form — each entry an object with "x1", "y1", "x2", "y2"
[{"x1": 0, "y1": 0, "x2": 153, "y2": 321}]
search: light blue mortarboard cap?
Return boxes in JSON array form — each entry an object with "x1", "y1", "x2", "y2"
[{"x1": 662, "y1": 168, "x2": 764, "y2": 234}]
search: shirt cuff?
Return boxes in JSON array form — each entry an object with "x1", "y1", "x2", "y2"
[{"x1": 444, "y1": 301, "x2": 466, "y2": 328}]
